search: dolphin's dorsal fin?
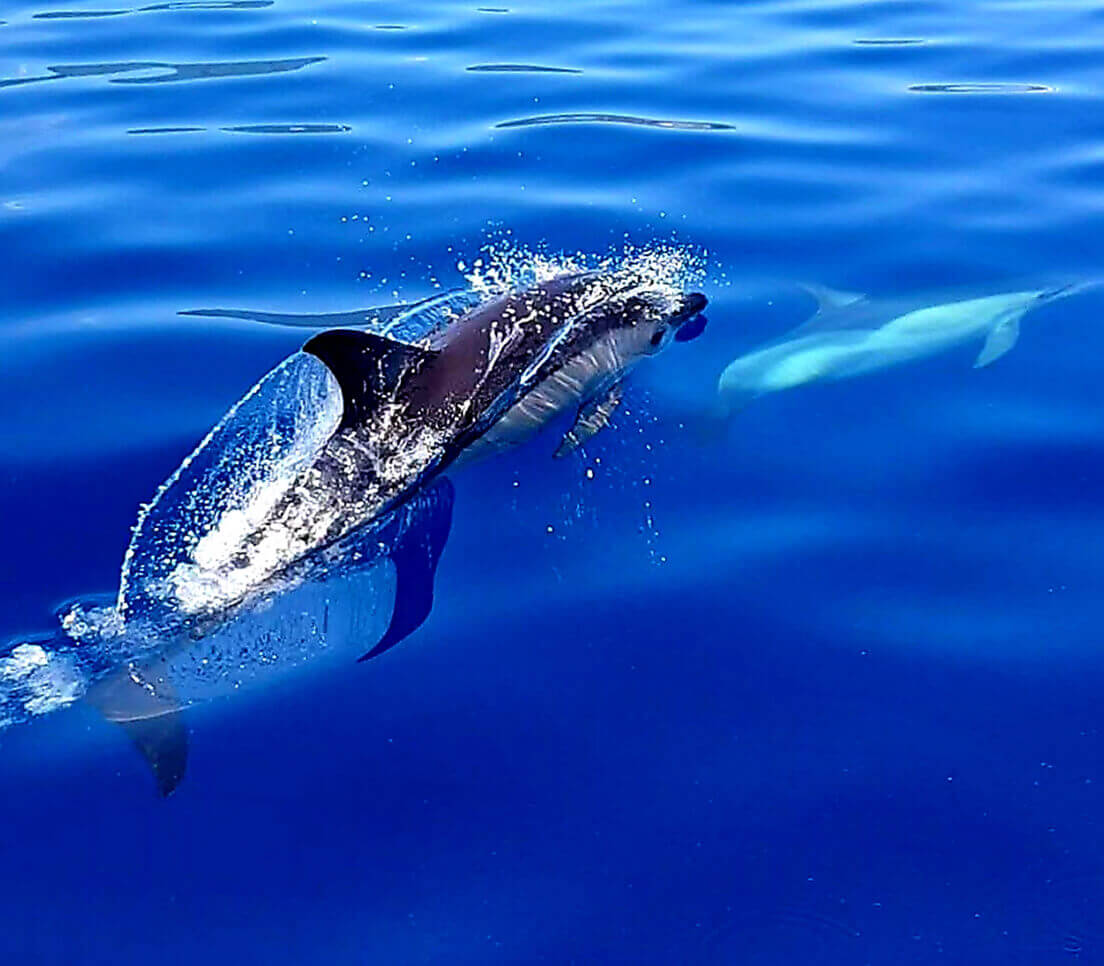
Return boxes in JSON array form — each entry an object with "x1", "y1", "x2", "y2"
[
  {"x1": 800, "y1": 282, "x2": 866, "y2": 313},
  {"x1": 86, "y1": 665, "x2": 188, "y2": 797},
  {"x1": 303, "y1": 329, "x2": 437, "y2": 429},
  {"x1": 974, "y1": 314, "x2": 1021, "y2": 368},
  {"x1": 359, "y1": 476, "x2": 455, "y2": 662},
  {"x1": 554, "y1": 380, "x2": 624, "y2": 458}
]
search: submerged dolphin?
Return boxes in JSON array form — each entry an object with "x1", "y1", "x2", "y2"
[
  {"x1": 10, "y1": 267, "x2": 707, "y2": 795},
  {"x1": 717, "y1": 282, "x2": 1082, "y2": 412}
]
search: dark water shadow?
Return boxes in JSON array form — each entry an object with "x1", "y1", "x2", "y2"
[
  {"x1": 497, "y1": 112, "x2": 735, "y2": 131},
  {"x1": 34, "y1": 1, "x2": 271, "y2": 18},
  {"x1": 1002, "y1": 871, "x2": 1104, "y2": 962},
  {"x1": 0, "y1": 56, "x2": 324, "y2": 90},
  {"x1": 946, "y1": 437, "x2": 1104, "y2": 512},
  {"x1": 468, "y1": 63, "x2": 581, "y2": 74},
  {"x1": 696, "y1": 908, "x2": 867, "y2": 965}
]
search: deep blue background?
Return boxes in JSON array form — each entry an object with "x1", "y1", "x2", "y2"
[{"x1": 3, "y1": 0, "x2": 1104, "y2": 962}]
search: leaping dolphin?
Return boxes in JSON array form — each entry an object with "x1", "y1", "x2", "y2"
[
  {"x1": 7, "y1": 265, "x2": 708, "y2": 795},
  {"x1": 717, "y1": 282, "x2": 1085, "y2": 412},
  {"x1": 125, "y1": 269, "x2": 708, "y2": 626}
]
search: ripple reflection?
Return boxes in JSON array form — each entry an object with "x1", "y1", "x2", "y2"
[
  {"x1": 224, "y1": 123, "x2": 350, "y2": 134},
  {"x1": 853, "y1": 38, "x2": 925, "y2": 46},
  {"x1": 127, "y1": 126, "x2": 206, "y2": 134},
  {"x1": 468, "y1": 63, "x2": 581, "y2": 74},
  {"x1": 497, "y1": 112, "x2": 734, "y2": 131},
  {"x1": 699, "y1": 908, "x2": 867, "y2": 966},
  {"x1": 0, "y1": 56, "x2": 324, "y2": 90},
  {"x1": 34, "y1": 1, "x2": 271, "y2": 17},
  {"x1": 909, "y1": 82, "x2": 1052, "y2": 94},
  {"x1": 127, "y1": 123, "x2": 350, "y2": 135}
]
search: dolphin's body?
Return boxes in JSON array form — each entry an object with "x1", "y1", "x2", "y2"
[
  {"x1": 17, "y1": 268, "x2": 706, "y2": 795},
  {"x1": 717, "y1": 283, "x2": 1079, "y2": 411},
  {"x1": 125, "y1": 270, "x2": 708, "y2": 627}
]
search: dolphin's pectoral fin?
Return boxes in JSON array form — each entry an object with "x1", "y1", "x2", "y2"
[
  {"x1": 974, "y1": 315, "x2": 1021, "y2": 368},
  {"x1": 554, "y1": 381, "x2": 624, "y2": 458},
  {"x1": 799, "y1": 282, "x2": 866, "y2": 313},
  {"x1": 303, "y1": 329, "x2": 439, "y2": 429},
  {"x1": 359, "y1": 477, "x2": 455, "y2": 662},
  {"x1": 85, "y1": 665, "x2": 188, "y2": 797}
]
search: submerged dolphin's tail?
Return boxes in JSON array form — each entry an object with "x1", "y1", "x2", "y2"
[
  {"x1": 86, "y1": 667, "x2": 188, "y2": 798},
  {"x1": 1037, "y1": 278, "x2": 1103, "y2": 303}
]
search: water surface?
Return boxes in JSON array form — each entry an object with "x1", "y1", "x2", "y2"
[{"x1": 3, "y1": 0, "x2": 1104, "y2": 962}]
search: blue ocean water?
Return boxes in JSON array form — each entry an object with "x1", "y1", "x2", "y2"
[{"x1": 4, "y1": 0, "x2": 1104, "y2": 961}]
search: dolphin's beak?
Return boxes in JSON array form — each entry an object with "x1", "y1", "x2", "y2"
[
  {"x1": 682, "y1": 292, "x2": 708, "y2": 317},
  {"x1": 675, "y1": 314, "x2": 707, "y2": 342},
  {"x1": 673, "y1": 292, "x2": 708, "y2": 342}
]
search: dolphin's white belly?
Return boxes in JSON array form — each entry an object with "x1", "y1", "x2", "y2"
[
  {"x1": 723, "y1": 334, "x2": 866, "y2": 394},
  {"x1": 458, "y1": 330, "x2": 632, "y2": 463}
]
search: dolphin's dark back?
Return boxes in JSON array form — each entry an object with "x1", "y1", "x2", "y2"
[
  {"x1": 306, "y1": 271, "x2": 638, "y2": 456},
  {"x1": 410, "y1": 271, "x2": 609, "y2": 413}
]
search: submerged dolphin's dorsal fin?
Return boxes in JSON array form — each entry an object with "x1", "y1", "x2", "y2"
[
  {"x1": 86, "y1": 665, "x2": 188, "y2": 797},
  {"x1": 974, "y1": 314, "x2": 1021, "y2": 368},
  {"x1": 800, "y1": 282, "x2": 866, "y2": 313},
  {"x1": 303, "y1": 329, "x2": 437, "y2": 429},
  {"x1": 554, "y1": 380, "x2": 624, "y2": 458},
  {"x1": 359, "y1": 477, "x2": 455, "y2": 662}
]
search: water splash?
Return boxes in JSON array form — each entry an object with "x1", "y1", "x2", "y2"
[
  {"x1": 0, "y1": 539, "x2": 395, "y2": 730},
  {"x1": 456, "y1": 236, "x2": 707, "y2": 306},
  {"x1": 118, "y1": 351, "x2": 344, "y2": 619}
]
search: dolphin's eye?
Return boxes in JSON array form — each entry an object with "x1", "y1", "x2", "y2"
[{"x1": 649, "y1": 327, "x2": 666, "y2": 348}]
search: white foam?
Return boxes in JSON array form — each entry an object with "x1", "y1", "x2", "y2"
[
  {"x1": 60, "y1": 602, "x2": 124, "y2": 644},
  {"x1": 0, "y1": 644, "x2": 85, "y2": 717},
  {"x1": 459, "y1": 236, "x2": 706, "y2": 304},
  {"x1": 120, "y1": 352, "x2": 344, "y2": 618},
  {"x1": 22, "y1": 651, "x2": 83, "y2": 716},
  {"x1": 0, "y1": 643, "x2": 49, "y2": 681}
]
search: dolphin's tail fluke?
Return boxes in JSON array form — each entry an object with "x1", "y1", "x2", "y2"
[
  {"x1": 85, "y1": 667, "x2": 189, "y2": 798},
  {"x1": 0, "y1": 625, "x2": 188, "y2": 797}
]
